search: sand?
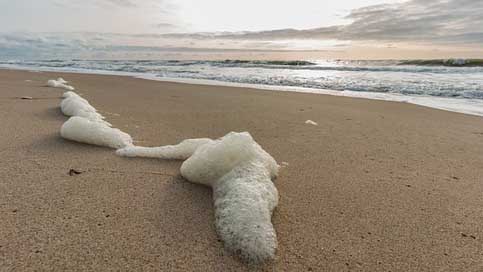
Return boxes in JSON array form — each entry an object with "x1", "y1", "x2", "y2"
[{"x1": 1, "y1": 69, "x2": 483, "y2": 271}]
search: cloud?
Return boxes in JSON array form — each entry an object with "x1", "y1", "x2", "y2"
[
  {"x1": 152, "y1": 22, "x2": 181, "y2": 31},
  {"x1": 162, "y1": 0, "x2": 483, "y2": 44},
  {"x1": 0, "y1": 32, "x2": 328, "y2": 60},
  {"x1": 5, "y1": 0, "x2": 180, "y2": 34},
  {"x1": 104, "y1": 0, "x2": 137, "y2": 7},
  {"x1": 53, "y1": 0, "x2": 137, "y2": 8},
  {"x1": 1, "y1": 0, "x2": 482, "y2": 59},
  {"x1": 340, "y1": 0, "x2": 483, "y2": 43}
]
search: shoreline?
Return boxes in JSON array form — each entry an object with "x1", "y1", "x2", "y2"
[
  {"x1": 2, "y1": 69, "x2": 483, "y2": 271},
  {"x1": 2, "y1": 65, "x2": 483, "y2": 118}
]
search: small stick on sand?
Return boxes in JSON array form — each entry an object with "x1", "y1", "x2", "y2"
[{"x1": 87, "y1": 167, "x2": 178, "y2": 177}]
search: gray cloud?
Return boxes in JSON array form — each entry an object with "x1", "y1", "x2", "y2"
[
  {"x1": 1, "y1": 0, "x2": 482, "y2": 60},
  {"x1": 0, "y1": 32, "x2": 315, "y2": 60},
  {"x1": 163, "y1": 0, "x2": 483, "y2": 44},
  {"x1": 340, "y1": 0, "x2": 483, "y2": 43},
  {"x1": 153, "y1": 22, "x2": 179, "y2": 30}
]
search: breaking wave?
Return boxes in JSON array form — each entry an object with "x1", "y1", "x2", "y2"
[{"x1": 399, "y1": 59, "x2": 483, "y2": 67}]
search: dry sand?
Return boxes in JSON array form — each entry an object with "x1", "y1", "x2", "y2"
[{"x1": 1, "y1": 69, "x2": 483, "y2": 271}]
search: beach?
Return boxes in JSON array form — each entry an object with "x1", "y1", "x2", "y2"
[{"x1": 1, "y1": 68, "x2": 483, "y2": 271}]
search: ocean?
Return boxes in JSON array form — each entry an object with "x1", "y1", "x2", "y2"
[{"x1": 1, "y1": 59, "x2": 483, "y2": 116}]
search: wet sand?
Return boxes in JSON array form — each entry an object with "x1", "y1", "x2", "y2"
[{"x1": 1, "y1": 69, "x2": 483, "y2": 271}]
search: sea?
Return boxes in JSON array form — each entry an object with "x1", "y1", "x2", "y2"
[{"x1": 1, "y1": 59, "x2": 482, "y2": 116}]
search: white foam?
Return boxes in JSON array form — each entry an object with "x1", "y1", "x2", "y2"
[
  {"x1": 52, "y1": 76, "x2": 281, "y2": 263},
  {"x1": 116, "y1": 138, "x2": 214, "y2": 160},
  {"x1": 60, "y1": 116, "x2": 132, "y2": 149},
  {"x1": 56, "y1": 77, "x2": 68, "y2": 84},
  {"x1": 60, "y1": 95, "x2": 110, "y2": 125},
  {"x1": 62, "y1": 91, "x2": 80, "y2": 99},
  {"x1": 60, "y1": 95, "x2": 93, "y2": 112},
  {"x1": 47, "y1": 78, "x2": 75, "y2": 91},
  {"x1": 305, "y1": 120, "x2": 318, "y2": 126},
  {"x1": 180, "y1": 132, "x2": 279, "y2": 262}
]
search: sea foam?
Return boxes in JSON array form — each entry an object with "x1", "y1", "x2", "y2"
[
  {"x1": 118, "y1": 132, "x2": 280, "y2": 262},
  {"x1": 60, "y1": 116, "x2": 132, "y2": 149},
  {"x1": 58, "y1": 87, "x2": 130, "y2": 149},
  {"x1": 47, "y1": 78, "x2": 75, "y2": 91},
  {"x1": 180, "y1": 132, "x2": 279, "y2": 263},
  {"x1": 116, "y1": 138, "x2": 214, "y2": 159},
  {"x1": 55, "y1": 78, "x2": 280, "y2": 263},
  {"x1": 56, "y1": 77, "x2": 68, "y2": 84},
  {"x1": 60, "y1": 94, "x2": 111, "y2": 126},
  {"x1": 62, "y1": 91, "x2": 80, "y2": 99}
]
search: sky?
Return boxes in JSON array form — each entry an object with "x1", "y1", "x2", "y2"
[{"x1": 0, "y1": 0, "x2": 482, "y2": 60}]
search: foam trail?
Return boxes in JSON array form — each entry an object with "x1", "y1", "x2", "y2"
[
  {"x1": 47, "y1": 78, "x2": 75, "y2": 91},
  {"x1": 180, "y1": 132, "x2": 279, "y2": 263},
  {"x1": 60, "y1": 95, "x2": 95, "y2": 113},
  {"x1": 59, "y1": 89, "x2": 130, "y2": 149},
  {"x1": 60, "y1": 116, "x2": 132, "y2": 149},
  {"x1": 60, "y1": 94, "x2": 111, "y2": 126},
  {"x1": 62, "y1": 91, "x2": 80, "y2": 99},
  {"x1": 56, "y1": 83, "x2": 280, "y2": 263},
  {"x1": 212, "y1": 162, "x2": 278, "y2": 262},
  {"x1": 56, "y1": 77, "x2": 68, "y2": 84},
  {"x1": 116, "y1": 138, "x2": 214, "y2": 160}
]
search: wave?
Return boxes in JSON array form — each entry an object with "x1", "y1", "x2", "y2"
[
  {"x1": 156, "y1": 59, "x2": 317, "y2": 67},
  {"x1": 2, "y1": 61, "x2": 483, "y2": 117},
  {"x1": 1, "y1": 59, "x2": 482, "y2": 102},
  {"x1": 399, "y1": 59, "x2": 483, "y2": 67},
  {"x1": 3, "y1": 59, "x2": 482, "y2": 74},
  {"x1": 161, "y1": 73, "x2": 482, "y2": 99},
  {"x1": 210, "y1": 63, "x2": 471, "y2": 74},
  {"x1": 213, "y1": 59, "x2": 316, "y2": 66},
  {"x1": 170, "y1": 60, "x2": 482, "y2": 73}
]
